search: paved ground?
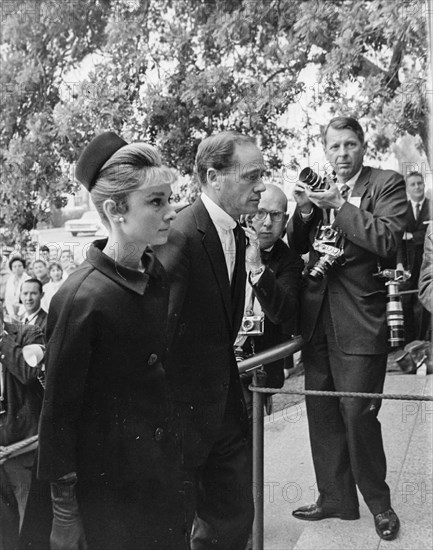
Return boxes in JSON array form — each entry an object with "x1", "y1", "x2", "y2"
[{"x1": 260, "y1": 371, "x2": 433, "y2": 550}]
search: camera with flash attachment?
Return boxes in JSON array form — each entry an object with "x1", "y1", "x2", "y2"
[{"x1": 309, "y1": 225, "x2": 345, "y2": 280}]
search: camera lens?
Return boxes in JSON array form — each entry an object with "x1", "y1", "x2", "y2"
[
  {"x1": 386, "y1": 281, "x2": 405, "y2": 348},
  {"x1": 241, "y1": 319, "x2": 254, "y2": 332},
  {"x1": 299, "y1": 168, "x2": 323, "y2": 190}
]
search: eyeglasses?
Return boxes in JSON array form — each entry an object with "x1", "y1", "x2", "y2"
[{"x1": 254, "y1": 209, "x2": 285, "y2": 222}]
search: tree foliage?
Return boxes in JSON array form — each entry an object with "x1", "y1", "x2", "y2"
[{"x1": 0, "y1": 0, "x2": 429, "y2": 236}]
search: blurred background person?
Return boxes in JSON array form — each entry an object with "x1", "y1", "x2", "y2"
[
  {"x1": 0, "y1": 253, "x2": 11, "y2": 309},
  {"x1": 39, "y1": 245, "x2": 50, "y2": 264},
  {"x1": 419, "y1": 222, "x2": 433, "y2": 316},
  {"x1": 397, "y1": 171, "x2": 431, "y2": 343},
  {"x1": 20, "y1": 279, "x2": 47, "y2": 332},
  {"x1": 0, "y1": 304, "x2": 45, "y2": 550},
  {"x1": 31, "y1": 260, "x2": 50, "y2": 287},
  {"x1": 40, "y1": 262, "x2": 64, "y2": 313},
  {"x1": 235, "y1": 184, "x2": 303, "y2": 416},
  {"x1": 59, "y1": 249, "x2": 77, "y2": 278},
  {"x1": 4, "y1": 257, "x2": 30, "y2": 322}
]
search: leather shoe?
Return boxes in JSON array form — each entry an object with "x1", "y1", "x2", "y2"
[
  {"x1": 374, "y1": 508, "x2": 400, "y2": 540},
  {"x1": 292, "y1": 503, "x2": 360, "y2": 521}
]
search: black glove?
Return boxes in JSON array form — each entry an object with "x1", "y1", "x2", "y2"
[{"x1": 50, "y1": 474, "x2": 87, "y2": 550}]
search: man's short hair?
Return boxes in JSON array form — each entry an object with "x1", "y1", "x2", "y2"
[
  {"x1": 195, "y1": 131, "x2": 256, "y2": 186},
  {"x1": 406, "y1": 171, "x2": 424, "y2": 182},
  {"x1": 40, "y1": 245, "x2": 49, "y2": 253},
  {"x1": 323, "y1": 116, "x2": 365, "y2": 146},
  {"x1": 21, "y1": 278, "x2": 43, "y2": 294},
  {"x1": 33, "y1": 259, "x2": 47, "y2": 268}
]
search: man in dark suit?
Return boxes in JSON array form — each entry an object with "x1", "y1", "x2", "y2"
[
  {"x1": 397, "y1": 171, "x2": 431, "y2": 343},
  {"x1": 0, "y1": 305, "x2": 45, "y2": 550},
  {"x1": 20, "y1": 279, "x2": 47, "y2": 333},
  {"x1": 235, "y1": 184, "x2": 303, "y2": 412},
  {"x1": 156, "y1": 131, "x2": 266, "y2": 550},
  {"x1": 287, "y1": 116, "x2": 407, "y2": 541}
]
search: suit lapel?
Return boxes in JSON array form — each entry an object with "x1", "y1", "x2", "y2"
[
  {"x1": 192, "y1": 199, "x2": 232, "y2": 324},
  {"x1": 416, "y1": 199, "x2": 431, "y2": 228},
  {"x1": 352, "y1": 166, "x2": 372, "y2": 209}
]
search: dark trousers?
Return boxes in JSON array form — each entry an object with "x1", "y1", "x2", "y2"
[
  {"x1": 189, "y1": 386, "x2": 254, "y2": 550},
  {"x1": 303, "y1": 299, "x2": 391, "y2": 516},
  {"x1": 0, "y1": 451, "x2": 35, "y2": 550}
]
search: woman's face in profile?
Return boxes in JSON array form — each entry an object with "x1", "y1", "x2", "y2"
[{"x1": 121, "y1": 182, "x2": 176, "y2": 247}]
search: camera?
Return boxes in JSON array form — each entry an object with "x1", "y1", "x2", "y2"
[
  {"x1": 309, "y1": 225, "x2": 345, "y2": 280},
  {"x1": 374, "y1": 267, "x2": 410, "y2": 348},
  {"x1": 299, "y1": 167, "x2": 335, "y2": 192},
  {"x1": 239, "y1": 313, "x2": 265, "y2": 336}
]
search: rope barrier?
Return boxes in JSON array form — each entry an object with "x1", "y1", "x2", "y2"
[{"x1": 249, "y1": 385, "x2": 433, "y2": 401}]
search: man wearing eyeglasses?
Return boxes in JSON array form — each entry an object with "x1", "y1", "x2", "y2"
[{"x1": 235, "y1": 184, "x2": 303, "y2": 416}]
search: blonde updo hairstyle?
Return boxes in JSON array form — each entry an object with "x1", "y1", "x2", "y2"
[{"x1": 90, "y1": 143, "x2": 176, "y2": 224}]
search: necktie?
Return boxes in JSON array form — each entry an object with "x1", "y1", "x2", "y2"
[
  {"x1": 260, "y1": 249, "x2": 271, "y2": 265},
  {"x1": 415, "y1": 202, "x2": 420, "y2": 220},
  {"x1": 340, "y1": 184, "x2": 350, "y2": 201},
  {"x1": 231, "y1": 224, "x2": 242, "y2": 287},
  {"x1": 24, "y1": 318, "x2": 29, "y2": 324},
  {"x1": 332, "y1": 184, "x2": 350, "y2": 221}
]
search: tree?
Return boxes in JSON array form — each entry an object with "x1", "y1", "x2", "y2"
[
  {"x1": 1, "y1": 0, "x2": 429, "y2": 235},
  {"x1": 0, "y1": 0, "x2": 111, "y2": 242}
]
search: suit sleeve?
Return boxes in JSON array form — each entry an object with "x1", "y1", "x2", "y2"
[
  {"x1": 418, "y1": 223, "x2": 433, "y2": 313},
  {"x1": 154, "y1": 229, "x2": 190, "y2": 348},
  {"x1": 1, "y1": 325, "x2": 45, "y2": 385},
  {"x1": 333, "y1": 172, "x2": 407, "y2": 258},
  {"x1": 287, "y1": 207, "x2": 321, "y2": 255},
  {"x1": 37, "y1": 281, "x2": 95, "y2": 481},
  {"x1": 252, "y1": 248, "x2": 304, "y2": 325}
]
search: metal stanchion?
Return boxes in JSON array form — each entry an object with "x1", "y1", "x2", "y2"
[
  {"x1": 252, "y1": 370, "x2": 264, "y2": 550},
  {"x1": 238, "y1": 336, "x2": 304, "y2": 550}
]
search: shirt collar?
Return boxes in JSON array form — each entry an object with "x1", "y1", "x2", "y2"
[
  {"x1": 86, "y1": 239, "x2": 162, "y2": 295},
  {"x1": 410, "y1": 198, "x2": 425, "y2": 208},
  {"x1": 201, "y1": 192, "x2": 237, "y2": 231},
  {"x1": 24, "y1": 308, "x2": 41, "y2": 323},
  {"x1": 338, "y1": 167, "x2": 363, "y2": 191}
]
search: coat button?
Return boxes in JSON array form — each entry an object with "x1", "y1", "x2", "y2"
[
  {"x1": 147, "y1": 353, "x2": 158, "y2": 366},
  {"x1": 154, "y1": 427, "x2": 164, "y2": 441},
  {"x1": 222, "y1": 381, "x2": 229, "y2": 389}
]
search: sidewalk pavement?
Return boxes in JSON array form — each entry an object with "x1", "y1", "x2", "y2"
[{"x1": 262, "y1": 373, "x2": 433, "y2": 550}]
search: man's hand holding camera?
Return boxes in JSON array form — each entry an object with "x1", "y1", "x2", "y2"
[
  {"x1": 244, "y1": 225, "x2": 264, "y2": 273},
  {"x1": 294, "y1": 179, "x2": 345, "y2": 212}
]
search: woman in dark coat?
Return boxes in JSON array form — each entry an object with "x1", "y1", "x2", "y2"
[{"x1": 33, "y1": 133, "x2": 187, "y2": 549}]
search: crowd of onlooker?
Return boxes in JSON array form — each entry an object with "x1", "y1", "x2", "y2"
[{"x1": 0, "y1": 243, "x2": 78, "y2": 323}]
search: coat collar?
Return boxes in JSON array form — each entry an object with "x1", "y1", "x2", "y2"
[{"x1": 85, "y1": 239, "x2": 163, "y2": 295}]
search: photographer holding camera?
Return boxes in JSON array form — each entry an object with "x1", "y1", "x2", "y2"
[
  {"x1": 235, "y1": 184, "x2": 303, "y2": 416},
  {"x1": 287, "y1": 116, "x2": 407, "y2": 541}
]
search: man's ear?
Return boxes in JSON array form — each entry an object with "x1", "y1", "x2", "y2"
[
  {"x1": 280, "y1": 214, "x2": 289, "y2": 238},
  {"x1": 206, "y1": 168, "x2": 219, "y2": 189}
]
